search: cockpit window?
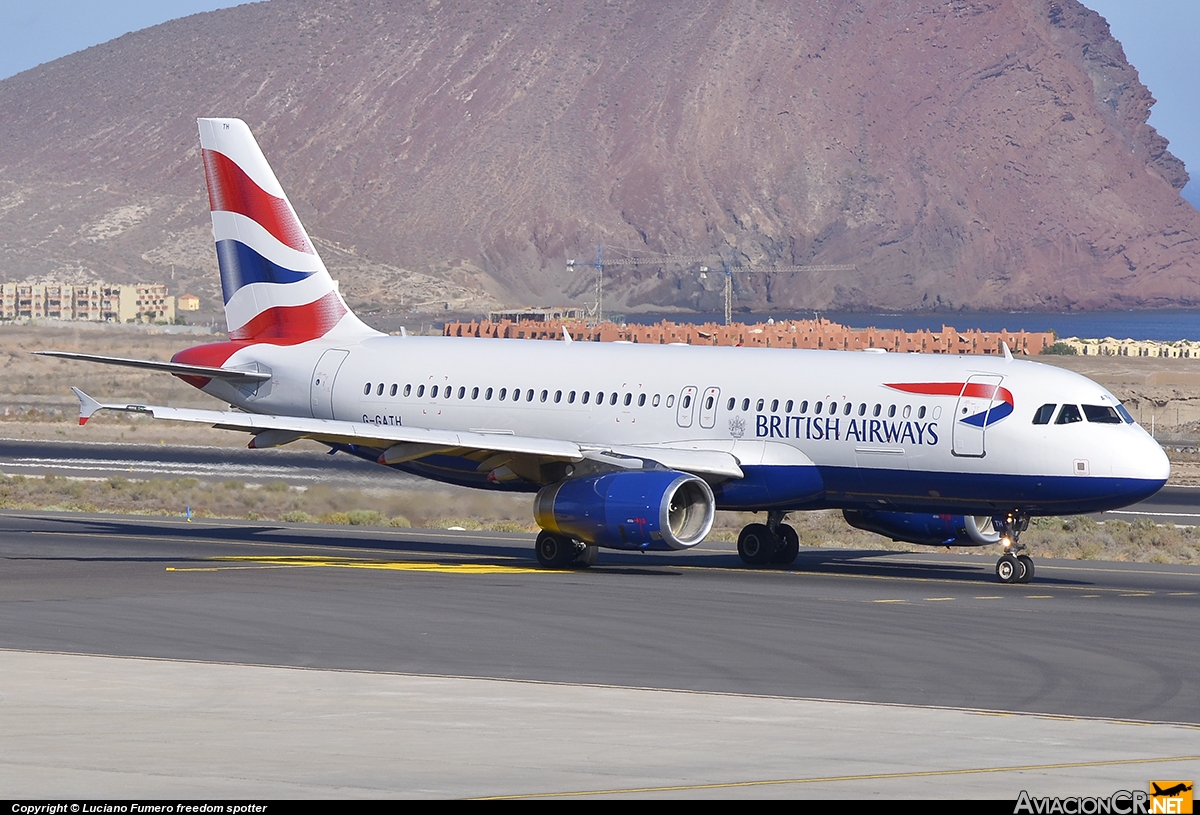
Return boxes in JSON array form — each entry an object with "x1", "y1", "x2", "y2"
[
  {"x1": 1055, "y1": 404, "x2": 1083, "y2": 424},
  {"x1": 1116, "y1": 404, "x2": 1135, "y2": 424},
  {"x1": 1083, "y1": 404, "x2": 1122, "y2": 424},
  {"x1": 1032, "y1": 404, "x2": 1056, "y2": 425}
]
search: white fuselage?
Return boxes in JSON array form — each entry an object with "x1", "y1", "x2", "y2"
[{"x1": 198, "y1": 335, "x2": 1168, "y2": 517}]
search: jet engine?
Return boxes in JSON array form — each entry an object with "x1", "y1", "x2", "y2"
[
  {"x1": 534, "y1": 470, "x2": 715, "y2": 550},
  {"x1": 842, "y1": 510, "x2": 1002, "y2": 548}
]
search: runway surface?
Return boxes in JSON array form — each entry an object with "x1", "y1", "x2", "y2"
[{"x1": 1, "y1": 510, "x2": 1197, "y2": 797}]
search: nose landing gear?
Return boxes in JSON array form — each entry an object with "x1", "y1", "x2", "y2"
[{"x1": 994, "y1": 512, "x2": 1034, "y2": 584}]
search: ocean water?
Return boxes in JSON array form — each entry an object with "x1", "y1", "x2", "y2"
[{"x1": 624, "y1": 311, "x2": 1200, "y2": 342}]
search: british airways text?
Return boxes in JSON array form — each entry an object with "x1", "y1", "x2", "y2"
[{"x1": 756, "y1": 415, "x2": 939, "y2": 445}]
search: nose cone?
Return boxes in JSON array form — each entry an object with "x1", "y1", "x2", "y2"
[{"x1": 1110, "y1": 430, "x2": 1170, "y2": 504}]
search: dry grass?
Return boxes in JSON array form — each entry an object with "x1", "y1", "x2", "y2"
[{"x1": 2, "y1": 472, "x2": 1197, "y2": 564}]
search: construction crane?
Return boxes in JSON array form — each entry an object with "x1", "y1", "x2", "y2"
[
  {"x1": 568, "y1": 245, "x2": 856, "y2": 326},
  {"x1": 700, "y1": 263, "x2": 859, "y2": 325},
  {"x1": 567, "y1": 246, "x2": 722, "y2": 325}
]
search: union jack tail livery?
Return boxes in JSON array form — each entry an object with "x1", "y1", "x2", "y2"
[{"x1": 197, "y1": 118, "x2": 376, "y2": 344}]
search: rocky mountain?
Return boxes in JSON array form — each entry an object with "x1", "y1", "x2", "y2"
[{"x1": 1, "y1": 0, "x2": 1198, "y2": 316}]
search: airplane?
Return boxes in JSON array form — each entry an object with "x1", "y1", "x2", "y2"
[
  {"x1": 41, "y1": 118, "x2": 1170, "y2": 584},
  {"x1": 1152, "y1": 783, "x2": 1193, "y2": 797}
]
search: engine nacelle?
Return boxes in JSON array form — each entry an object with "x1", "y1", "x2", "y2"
[
  {"x1": 842, "y1": 510, "x2": 1002, "y2": 548},
  {"x1": 535, "y1": 470, "x2": 715, "y2": 551}
]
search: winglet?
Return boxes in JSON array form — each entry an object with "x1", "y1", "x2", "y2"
[
  {"x1": 562, "y1": 326, "x2": 573, "y2": 343},
  {"x1": 71, "y1": 387, "x2": 103, "y2": 426},
  {"x1": 1002, "y1": 342, "x2": 1013, "y2": 361}
]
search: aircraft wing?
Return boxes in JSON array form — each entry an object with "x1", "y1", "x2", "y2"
[{"x1": 70, "y1": 389, "x2": 743, "y2": 480}]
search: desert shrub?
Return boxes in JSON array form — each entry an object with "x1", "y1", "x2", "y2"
[
  {"x1": 321, "y1": 511, "x2": 351, "y2": 525},
  {"x1": 281, "y1": 511, "x2": 315, "y2": 524},
  {"x1": 347, "y1": 509, "x2": 387, "y2": 526},
  {"x1": 388, "y1": 515, "x2": 412, "y2": 528}
]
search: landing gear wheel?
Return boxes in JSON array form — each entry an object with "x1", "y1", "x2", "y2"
[
  {"x1": 1016, "y1": 554, "x2": 1034, "y2": 584},
  {"x1": 772, "y1": 524, "x2": 800, "y2": 565},
  {"x1": 535, "y1": 531, "x2": 576, "y2": 568},
  {"x1": 996, "y1": 553, "x2": 1025, "y2": 584},
  {"x1": 572, "y1": 543, "x2": 599, "y2": 568},
  {"x1": 738, "y1": 523, "x2": 778, "y2": 566}
]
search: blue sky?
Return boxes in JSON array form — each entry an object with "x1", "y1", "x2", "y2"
[{"x1": 1, "y1": 0, "x2": 1197, "y2": 202}]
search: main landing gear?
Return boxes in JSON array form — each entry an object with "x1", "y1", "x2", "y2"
[
  {"x1": 737, "y1": 511, "x2": 800, "y2": 566},
  {"x1": 994, "y1": 511, "x2": 1034, "y2": 584},
  {"x1": 535, "y1": 530, "x2": 598, "y2": 569}
]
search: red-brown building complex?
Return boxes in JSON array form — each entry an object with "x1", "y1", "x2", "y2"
[{"x1": 443, "y1": 317, "x2": 1054, "y2": 356}]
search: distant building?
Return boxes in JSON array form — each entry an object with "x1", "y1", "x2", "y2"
[
  {"x1": 1060, "y1": 336, "x2": 1200, "y2": 358},
  {"x1": 445, "y1": 316, "x2": 1056, "y2": 355},
  {"x1": 178, "y1": 294, "x2": 201, "y2": 311},
  {"x1": 486, "y1": 306, "x2": 586, "y2": 323},
  {"x1": 0, "y1": 280, "x2": 175, "y2": 323}
]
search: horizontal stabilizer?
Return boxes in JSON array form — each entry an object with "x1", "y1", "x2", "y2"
[{"x1": 38, "y1": 351, "x2": 271, "y2": 383}]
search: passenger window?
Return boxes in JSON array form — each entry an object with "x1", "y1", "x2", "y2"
[
  {"x1": 682, "y1": 394, "x2": 691, "y2": 409},
  {"x1": 472, "y1": 387, "x2": 479, "y2": 399},
  {"x1": 785, "y1": 400, "x2": 793, "y2": 413},
  {"x1": 554, "y1": 390, "x2": 562, "y2": 403},
  {"x1": 498, "y1": 388, "x2": 506, "y2": 400},
  {"x1": 858, "y1": 403, "x2": 866, "y2": 416},
  {"x1": 569, "y1": 391, "x2": 576, "y2": 404},
  {"x1": 417, "y1": 385, "x2": 425, "y2": 397},
  {"x1": 431, "y1": 385, "x2": 438, "y2": 398},
  {"x1": 527, "y1": 389, "x2": 535, "y2": 402},
  {"x1": 390, "y1": 384, "x2": 398, "y2": 397},
  {"x1": 799, "y1": 401, "x2": 808, "y2": 414},
  {"x1": 756, "y1": 399, "x2": 764, "y2": 411},
  {"x1": 770, "y1": 399, "x2": 779, "y2": 413},
  {"x1": 1083, "y1": 404, "x2": 1122, "y2": 424},
  {"x1": 917, "y1": 405, "x2": 926, "y2": 419},
  {"x1": 709, "y1": 396, "x2": 717, "y2": 410},
  {"x1": 1056, "y1": 404, "x2": 1083, "y2": 424},
  {"x1": 843, "y1": 402, "x2": 852, "y2": 416},
  {"x1": 829, "y1": 402, "x2": 837, "y2": 415},
  {"x1": 727, "y1": 397, "x2": 735, "y2": 410},
  {"x1": 582, "y1": 392, "x2": 590, "y2": 404},
  {"x1": 485, "y1": 387, "x2": 493, "y2": 400},
  {"x1": 741, "y1": 398, "x2": 750, "y2": 411},
  {"x1": 1032, "y1": 404, "x2": 1056, "y2": 425},
  {"x1": 363, "y1": 383, "x2": 371, "y2": 396},
  {"x1": 458, "y1": 387, "x2": 465, "y2": 399},
  {"x1": 378, "y1": 383, "x2": 384, "y2": 396},
  {"x1": 638, "y1": 394, "x2": 646, "y2": 407},
  {"x1": 902, "y1": 405, "x2": 911, "y2": 419},
  {"x1": 815, "y1": 401, "x2": 823, "y2": 414},
  {"x1": 666, "y1": 395, "x2": 675, "y2": 408},
  {"x1": 625, "y1": 393, "x2": 633, "y2": 406},
  {"x1": 873, "y1": 404, "x2": 881, "y2": 417},
  {"x1": 404, "y1": 384, "x2": 412, "y2": 397},
  {"x1": 653, "y1": 394, "x2": 660, "y2": 407},
  {"x1": 541, "y1": 390, "x2": 548, "y2": 403},
  {"x1": 888, "y1": 405, "x2": 896, "y2": 418},
  {"x1": 610, "y1": 392, "x2": 618, "y2": 406}
]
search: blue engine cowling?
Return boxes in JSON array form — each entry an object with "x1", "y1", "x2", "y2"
[
  {"x1": 534, "y1": 470, "x2": 715, "y2": 551},
  {"x1": 842, "y1": 510, "x2": 1002, "y2": 547}
]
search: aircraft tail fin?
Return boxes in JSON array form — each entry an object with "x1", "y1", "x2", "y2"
[{"x1": 196, "y1": 118, "x2": 378, "y2": 344}]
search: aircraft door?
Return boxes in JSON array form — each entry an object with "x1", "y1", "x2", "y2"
[
  {"x1": 699, "y1": 387, "x2": 720, "y2": 429},
  {"x1": 310, "y1": 349, "x2": 349, "y2": 419},
  {"x1": 952, "y1": 374, "x2": 1004, "y2": 457},
  {"x1": 676, "y1": 386, "x2": 698, "y2": 428}
]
